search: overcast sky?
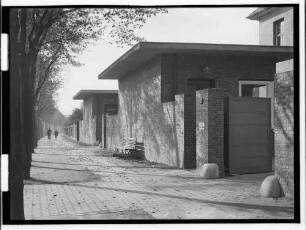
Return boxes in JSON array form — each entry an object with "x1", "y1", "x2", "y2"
[{"x1": 54, "y1": 7, "x2": 259, "y2": 116}]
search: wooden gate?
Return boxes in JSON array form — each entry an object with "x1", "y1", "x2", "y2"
[{"x1": 226, "y1": 97, "x2": 272, "y2": 174}]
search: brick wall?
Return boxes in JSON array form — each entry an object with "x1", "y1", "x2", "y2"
[
  {"x1": 101, "y1": 114, "x2": 105, "y2": 148},
  {"x1": 105, "y1": 53, "x2": 275, "y2": 169},
  {"x1": 96, "y1": 93, "x2": 118, "y2": 114},
  {"x1": 172, "y1": 93, "x2": 198, "y2": 169},
  {"x1": 96, "y1": 114, "x2": 102, "y2": 143},
  {"x1": 274, "y1": 70, "x2": 294, "y2": 198},
  {"x1": 174, "y1": 95, "x2": 184, "y2": 168},
  {"x1": 196, "y1": 90, "x2": 209, "y2": 166},
  {"x1": 161, "y1": 53, "x2": 275, "y2": 102},
  {"x1": 161, "y1": 54, "x2": 177, "y2": 102},
  {"x1": 196, "y1": 88, "x2": 225, "y2": 175},
  {"x1": 183, "y1": 93, "x2": 197, "y2": 169}
]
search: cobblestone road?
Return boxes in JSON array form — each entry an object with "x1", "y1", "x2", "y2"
[{"x1": 23, "y1": 134, "x2": 294, "y2": 220}]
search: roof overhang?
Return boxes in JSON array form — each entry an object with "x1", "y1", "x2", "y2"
[
  {"x1": 73, "y1": 90, "x2": 118, "y2": 100},
  {"x1": 98, "y1": 42, "x2": 294, "y2": 80},
  {"x1": 246, "y1": 7, "x2": 276, "y2": 20}
]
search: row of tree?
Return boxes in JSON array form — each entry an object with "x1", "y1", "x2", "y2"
[
  {"x1": 36, "y1": 109, "x2": 68, "y2": 140},
  {"x1": 66, "y1": 108, "x2": 83, "y2": 125},
  {"x1": 9, "y1": 7, "x2": 167, "y2": 220}
]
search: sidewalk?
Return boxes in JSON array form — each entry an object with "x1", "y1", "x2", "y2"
[{"x1": 23, "y1": 134, "x2": 294, "y2": 220}]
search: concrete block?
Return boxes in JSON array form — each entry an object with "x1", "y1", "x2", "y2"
[
  {"x1": 260, "y1": 175, "x2": 283, "y2": 198},
  {"x1": 198, "y1": 163, "x2": 219, "y2": 179}
]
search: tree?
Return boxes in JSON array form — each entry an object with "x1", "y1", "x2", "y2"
[
  {"x1": 67, "y1": 108, "x2": 83, "y2": 125},
  {"x1": 36, "y1": 108, "x2": 68, "y2": 140},
  {"x1": 34, "y1": 54, "x2": 63, "y2": 142},
  {"x1": 9, "y1": 8, "x2": 25, "y2": 220},
  {"x1": 10, "y1": 7, "x2": 167, "y2": 219}
]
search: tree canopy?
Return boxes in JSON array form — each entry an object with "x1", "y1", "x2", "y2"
[
  {"x1": 29, "y1": 8, "x2": 167, "y2": 119},
  {"x1": 67, "y1": 108, "x2": 83, "y2": 125}
]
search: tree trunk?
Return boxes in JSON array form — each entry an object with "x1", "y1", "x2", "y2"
[
  {"x1": 21, "y1": 69, "x2": 38, "y2": 178},
  {"x1": 9, "y1": 8, "x2": 25, "y2": 220},
  {"x1": 19, "y1": 8, "x2": 39, "y2": 178},
  {"x1": 20, "y1": 56, "x2": 33, "y2": 179}
]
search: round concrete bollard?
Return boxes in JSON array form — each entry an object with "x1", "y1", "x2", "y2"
[
  {"x1": 260, "y1": 175, "x2": 283, "y2": 198},
  {"x1": 199, "y1": 163, "x2": 219, "y2": 179}
]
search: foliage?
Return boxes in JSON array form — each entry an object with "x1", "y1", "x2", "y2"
[
  {"x1": 28, "y1": 8, "x2": 167, "y2": 71},
  {"x1": 67, "y1": 108, "x2": 83, "y2": 125},
  {"x1": 48, "y1": 109, "x2": 68, "y2": 128},
  {"x1": 26, "y1": 8, "x2": 167, "y2": 118}
]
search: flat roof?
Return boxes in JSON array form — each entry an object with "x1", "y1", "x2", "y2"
[
  {"x1": 98, "y1": 42, "x2": 293, "y2": 80},
  {"x1": 73, "y1": 90, "x2": 118, "y2": 100}
]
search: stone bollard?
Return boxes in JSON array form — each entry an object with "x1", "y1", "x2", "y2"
[
  {"x1": 260, "y1": 175, "x2": 283, "y2": 198},
  {"x1": 198, "y1": 163, "x2": 220, "y2": 179}
]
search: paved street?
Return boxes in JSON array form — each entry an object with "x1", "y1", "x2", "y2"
[{"x1": 23, "y1": 134, "x2": 294, "y2": 220}]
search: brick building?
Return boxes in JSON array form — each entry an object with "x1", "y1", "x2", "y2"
[
  {"x1": 248, "y1": 7, "x2": 295, "y2": 198},
  {"x1": 98, "y1": 42, "x2": 292, "y2": 176},
  {"x1": 73, "y1": 90, "x2": 118, "y2": 146}
]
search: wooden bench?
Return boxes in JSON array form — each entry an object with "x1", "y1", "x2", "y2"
[
  {"x1": 115, "y1": 138, "x2": 137, "y2": 155},
  {"x1": 114, "y1": 138, "x2": 145, "y2": 159}
]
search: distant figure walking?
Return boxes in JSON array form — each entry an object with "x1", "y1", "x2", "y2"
[
  {"x1": 54, "y1": 130, "x2": 59, "y2": 139},
  {"x1": 47, "y1": 128, "x2": 52, "y2": 140}
]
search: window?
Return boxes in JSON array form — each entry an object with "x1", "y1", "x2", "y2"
[
  {"x1": 239, "y1": 81, "x2": 274, "y2": 128},
  {"x1": 241, "y1": 84, "x2": 267, "y2": 97},
  {"x1": 273, "y1": 18, "x2": 284, "y2": 46}
]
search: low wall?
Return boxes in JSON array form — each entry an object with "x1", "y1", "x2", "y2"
[
  {"x1": 64, "y1": 123, "x2": 77, "y2": 140},
  {"x1": 79, "y1": 116, "x2": 97, "y2": 145},
  {"x1": 105, "y1": 93, "x2": 195, "y2": 169},
  {"x1": 105, "y1": 114, "x2": 122, "y2": 150}
]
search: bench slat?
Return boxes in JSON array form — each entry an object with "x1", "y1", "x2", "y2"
[{"x1": 114, "y1": 138, "x2": 144, "y2": 159}]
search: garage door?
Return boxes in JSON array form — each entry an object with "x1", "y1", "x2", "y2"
[{"x1": 227, "y1": 97, "x2": 272, "y2": 174}]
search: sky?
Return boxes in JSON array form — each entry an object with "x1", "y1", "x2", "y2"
[{"x1": 56, "y1": 7, "x2": 259, "y2": 116}]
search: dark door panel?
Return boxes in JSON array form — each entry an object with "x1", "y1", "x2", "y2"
[{"x1": 227, "y1": 97, "x2": 272, "y2": 174}]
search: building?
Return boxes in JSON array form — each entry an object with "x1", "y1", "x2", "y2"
[
  {"x1": 98, "y1": 42, "x2": 292, "y2": 177},
  {"x1": 247, "y1": 6, "x2": 294, "y2": 72},
  {"x1": 72, "y1": 90, "x2": 118, "y2": 146},
  {"x1": 248, "y1": 7, "x2": 295, "y2": 198}
]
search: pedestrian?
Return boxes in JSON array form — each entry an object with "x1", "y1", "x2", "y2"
[
  {"x1": 54, "y1": 130, "x2": 58, "y2": 139},
  {"x1": 47, "y1": 128, "x2": 52, "y2": 140}
]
